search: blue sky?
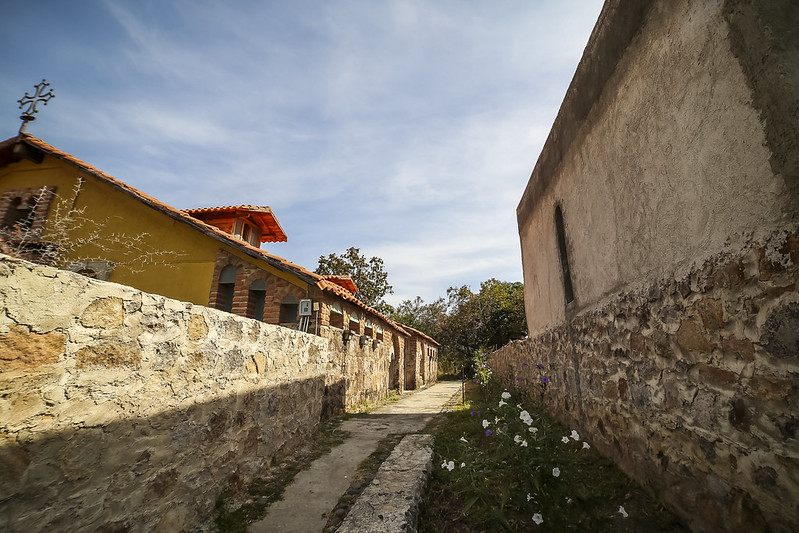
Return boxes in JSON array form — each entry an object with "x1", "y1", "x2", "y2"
[{"x1": 1, "y1": 0, "x2": 604, "y2": 306}]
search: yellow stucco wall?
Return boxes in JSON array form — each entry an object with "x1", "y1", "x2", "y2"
[{"x1": 0, "y1": 155, "x2": 307, "y2": 305}]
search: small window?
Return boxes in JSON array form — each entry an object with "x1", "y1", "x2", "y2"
[
  {"x1": 68, "y1": 261, "x2": 114, "y2": 281},
  {"x1": 280, "y1": 294, "x2": 298, "y2": 324},
  {"x1": 554, "y1": 204, "x2": 575, "y2": 304},
  {"x1": 1, "y1": 197, "x2": 34, "y2": 231},
  {"x1": 217, "y1": 265, "x2": 237, "y2": 313},
  {"x1": 329, "y1": 302, "x2": 344, "y2": 329},
  {"x1": 242, "y1": 223, "x2": 251, "y2": 243},
  {"x1": 248, "y1": 279, "x2": 267, "y2": 321},
  {"x1": 349, "y1": 311, "x2": 360, "y2": 332}
]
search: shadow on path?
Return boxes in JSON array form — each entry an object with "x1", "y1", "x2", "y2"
[{"x1": 249, "y1": 380, "x2": 463, "y2": 533}]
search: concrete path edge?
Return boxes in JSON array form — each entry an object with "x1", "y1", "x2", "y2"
[{"x1": 336, "y1": 434, "x2": 435, "y2": 533}]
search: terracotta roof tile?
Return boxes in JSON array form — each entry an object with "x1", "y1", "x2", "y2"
[
  {"x1": 2, "y1": 134, "x2": 417, "y2": 338},
  {"x1": 322, "y1": 275, "x2": 359, "y2": 294},
  {"x1": 184, "y1": 205, "x2": 287, "y2": 243},
  {"x1": 403, "y1": 325, "x2": 441, "y2": 346}
]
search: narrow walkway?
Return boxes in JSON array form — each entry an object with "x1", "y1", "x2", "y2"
[{"x1": 249, "y1": 380, "x2": 463, "y2": 533}]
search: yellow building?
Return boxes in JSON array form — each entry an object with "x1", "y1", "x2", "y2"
[{"x1": 0, "y1": 133, "x2": 437, "y2": 390}]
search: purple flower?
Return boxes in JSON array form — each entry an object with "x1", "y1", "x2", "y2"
[
  {"x1": 516, "y1": 377, "x2": 520, "y2": 382},
  {"x1": 542, "y1": 377, "x2": 549, "y2": 383},
  {"x1": 537, "y1": 363, "x2": 544, "y2": 369},
  {"x1": 522, "y1": 362, "x2": 527, "y2": 367},
  {"x1": 477, "y1": 411, "x2": 481, "y2": 417},
  {"x1": 486, "y1": 429, "x2": 493, "y2": 436},
  {"x1": 470, "y1": 410, "x2": 475, "y2": 416}
]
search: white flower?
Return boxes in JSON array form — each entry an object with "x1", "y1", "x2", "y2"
[
  {"x1": 482, "y1": 419, "x2": 490, "y2": 428},
  {"x1": 498, "y1": 400, "x2": 507, "y2": 407},
  {"x1": 526, "y1": 493, "x2": 532, "y2": 502},
  {"x1": 583, "y1": 441, "x2": 591, "y2": 449},
  {"x1": 532, "y1": 513, "x2": 544, "y2": 525},
  {"x1": 446, "y1": 461, "x2": 455, "y2": 471},
  {"x1": 618, "y1": 506, "x2": 628, "y2": 518},
  {"x1": 514, "y1": 435, "x2": 522, "y2": 443},
  {"x1": 494, "y1": 417, "x2": 500, "y2": 425},
  {"x1": 441, "y1": 460, "x2": 448, "y2": 469},
  {"x1": 552, "y1": 467, "x2": 560, "y2": 477},
  {"x1": 529, "y1": 427, "x2": 538, "y2": 433},
  {"x1": 521, "y1": 440, "x2": 528, "y2": 447},
  {"x1": 501, "y1": 391, "x2": 511, "y2": 399},
  {"x1": 570, "y1": 430, "x2": 580, "y2": 441},
  {"x1": 460, "y1": 436, "x2": 468, "y2": 443},
  {"x1": 460, "y1": 462, "x2": 466, "y2": 468},
  {"x1": 516, "y1": 403, "x2": 522, "y2": 409},
  {"x1": 561, "y1": 436, "x2": 570, "y2": 444},
  {"x1": 520, "y1": 410, "x2": 533, "y2": 426}
]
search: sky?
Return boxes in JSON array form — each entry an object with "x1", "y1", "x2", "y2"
[{"x1": 1, "y1": 0, "x2": 604, "y2": 307}]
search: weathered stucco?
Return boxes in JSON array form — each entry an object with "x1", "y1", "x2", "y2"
[
  {"x1": 518, "y1": 0, "x2": 796, "y2": 334},
  {"x1": 0, "y1": 254, "x2": 392, "y2": 532},
  {"x1": 511, "y1": 0, "x2": 799, "y2": 530}
]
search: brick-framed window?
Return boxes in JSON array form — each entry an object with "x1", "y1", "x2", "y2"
[
  {"x1": 279, "y1": 294, "x2": 298, "y2": 324},
  {"x1": 329, "y1": 302, "x2": 344, "y2": 329},
  {"x1": 349, "y1": 311, "x2": 360, "y2": 333},
  {"x1": 248, "y1": 279, "x2": 267, "y2": 321},
  {"x1": 0, "y1": 186, "x2": 57, "y2": 238},
  {"x1": 216, "y1": 265, "x2": 237, "y2": 313}
]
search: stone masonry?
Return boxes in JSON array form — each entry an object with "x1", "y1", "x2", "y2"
[
  {"x1": 490, "y1": 227, "x2": 799, "y2": 532},
  {"x1": 0, "y1": 253, "x2": 371, "y2": 532}
]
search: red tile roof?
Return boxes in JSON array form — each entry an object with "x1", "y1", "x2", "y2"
[
  {"x1": 0, "y1": 134, "x2": 419, "y2": 341},
  {"x1": 322, "y1": 275, "x2": 359, "y2": 294},
  {"x1": 403, "y1": 325, "x2": 441, "y2": 346},
  {"x1": 184, "y1": 205, "x2": 288, "y2": 243}
]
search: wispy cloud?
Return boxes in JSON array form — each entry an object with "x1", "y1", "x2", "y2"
[{"x1": 1, "y1": 0, "x2": 604, "y2": 304}]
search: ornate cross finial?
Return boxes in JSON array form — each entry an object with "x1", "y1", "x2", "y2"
[{"x1": 18, "y1": 79, "x2": 55, "y2": 134}]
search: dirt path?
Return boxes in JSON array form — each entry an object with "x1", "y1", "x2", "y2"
[{"x1": 249, "y1": 380, "x2": 463, "y2": 533}]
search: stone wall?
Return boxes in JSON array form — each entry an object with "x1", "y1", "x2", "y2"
[
  {"x1": 320, "y1": 326, "x2": 391, "y2": 408},
  {"x1": 0, "y1": 254, "x2": 345, "y2": 532},
  {"x1": 489, "y1": 227, "x2": 799, "y2": 532}
]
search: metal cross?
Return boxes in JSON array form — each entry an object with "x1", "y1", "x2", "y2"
[{"x1": 18, "y1": 79, "x2": 55, "y2": 134}]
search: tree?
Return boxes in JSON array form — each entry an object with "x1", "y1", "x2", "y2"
[
  {"x1": 315, "y1": 247, "x2": 393, "y2": 313},
  {"x1": 394, "y1": 279, "x2": 527, "y2": 375}
]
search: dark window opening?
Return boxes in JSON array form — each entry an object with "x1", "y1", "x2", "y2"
[
  {"x1": 280, "y1": 294, "x2": 298, "y2": 324},
  {"x1": 330, "y1": 303, "x2": 344, "y2": 328},
  {"x1": 248, "y1": 279, "x2": 267, "y2": 321},
  {"x1": 217, "y1": 265, "x2": 237, "y2": 313},
  {"x1": 2, "y1": 196, "x2": 35, "y2": 231},
  {"x1": 555, "y1": 204, "x2": 575, "y2": 304}
]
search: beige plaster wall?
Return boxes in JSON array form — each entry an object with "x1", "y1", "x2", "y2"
[{"x1": 518, "y1": 0, "x2": 792, "y2": 335}]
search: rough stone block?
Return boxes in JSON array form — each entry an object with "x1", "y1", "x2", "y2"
[
  {"x1": 0, "y1": 325, "x2": 65, "y2": 371},
  {"x1": 676, "y1": 317, "x2": 711, "y2": 354},
  {"x1": 75, "y1": 341, "x2": 141, "y2": 369},
  {"x1": 80, "y1": 297, "x2": 124, "y2": 328}
]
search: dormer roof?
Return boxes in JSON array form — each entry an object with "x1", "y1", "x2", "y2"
[
  {"x1": 184, "y1": 205, "x2": 287, "y2": 243},
  {"x1": 323, "y1": 275, "x2": 359, "y2": 294}
]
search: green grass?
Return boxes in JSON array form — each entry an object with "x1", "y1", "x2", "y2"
[{"x1": 418, "y1": 382, "x2": 687, "y2": 532}]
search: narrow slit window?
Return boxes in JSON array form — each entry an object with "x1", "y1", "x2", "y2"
[
  {"x1": 554, "y1": 205, "x2": 575, "y2": 304},
  {"x1": 217, "y1": 265, "x2": 237, "y2": 313},
  {"x1": 248, "y1": 279, "x2": 267, "y2": 321}
]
